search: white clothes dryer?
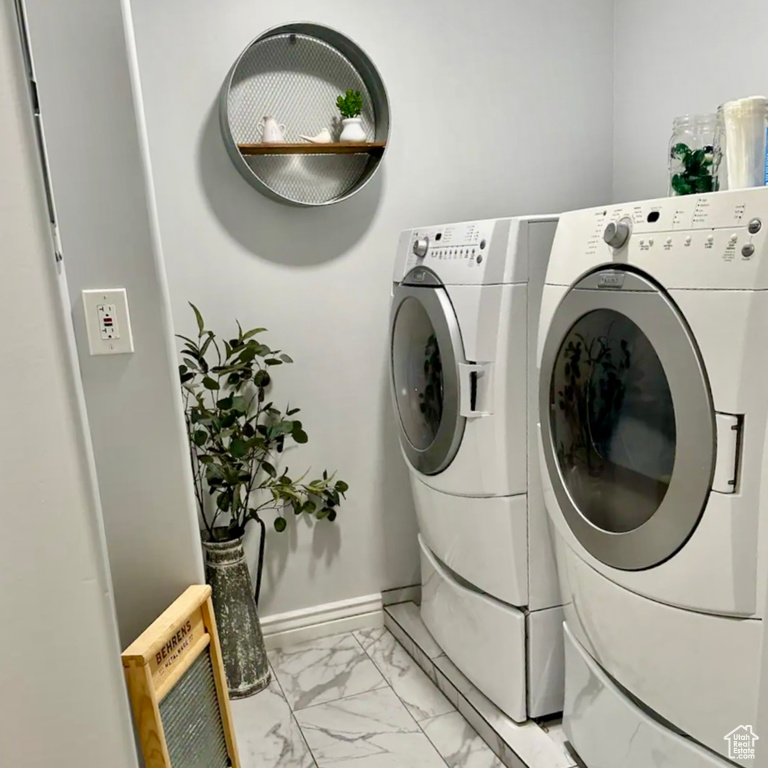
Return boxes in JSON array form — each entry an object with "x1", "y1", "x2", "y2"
[
  {"x1": 390, "y1": 216, "x2": 563, "y2": 721},
  {"x1": 537, "y1": 188, "x2": 768, "y2": 765}
]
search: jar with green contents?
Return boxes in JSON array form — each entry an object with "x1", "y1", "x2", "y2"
[{"x1": 668, "y1": 114, "x2": 716, "y2": 196}]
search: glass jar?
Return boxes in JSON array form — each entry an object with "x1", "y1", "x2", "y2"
[
  {"x1": 668, "y1": 114, "x2": 716, "y2": 196},
  {"x1": 714, "y1": 96, "x2": 768, "y2": 191}
]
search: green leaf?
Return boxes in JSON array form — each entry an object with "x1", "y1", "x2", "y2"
[
  {"x1": 230, "y1": 438, "x2": 248, "y2": 458},
  {"x1": 242, "y1": 327, "x2": 267, "y2": 340},
  {"x1": 316, "y1": 508, "x2": 330, "y2": 520},
  {"x1": 279, "y1": 353, "x2": 293, "y2": 364},
  {"x1": 327, "y1": 509, "x2": 337, "y2": 522},
  {"x1": 262, "y1": 461, "x2": 277, "y2": 478},
  {"x1": 335, "y1": 480, "x2": 349, "y2": 494},
  {"x1": 239, "y1": 346, "x2": 257, "y2": 363},
  {"x1": 286, "y1": 407, "x2": 300, "y2": 416},
  {"x1": 293, "y1": 429, "x2": 308, "y2": 444},
  {"x1": 254, "y1": 370, "x2": 271, "y2": 388},
  {"x1": 274, "y1": 517, "x2": 287, "y2": 533},
  {"x1": 202, "y1": 376, "x2": 219, "y2": 390},
  {"x1": 193, "y1": 430, "x2": 207, "y2": 446},
  {"x1": 216, "y1": 492, "x2": 230, "y2": 511},
  {"x1": 231, "y1": 395, "x2": 249, "y2": 413},
  {"x1": 302, "y1": 500, "x2": 316, "y2": 514},
  {"x1": 265, "y1": 358, "x2": 283, "y2": 366},
  {"x1": 190, "y1": 302, "x2": 204, "y2": 335},
  {"x1": 217, "y1": 396, "x2": 234, "y2": 410}
]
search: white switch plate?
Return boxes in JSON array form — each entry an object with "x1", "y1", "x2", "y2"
[{"x1": 82, "y1": 288, "x2": 134, "y2": 355}]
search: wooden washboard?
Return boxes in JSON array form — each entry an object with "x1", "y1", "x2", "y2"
[{"x1": 122, "y1": 585, "x2": 241, "y2": 768}]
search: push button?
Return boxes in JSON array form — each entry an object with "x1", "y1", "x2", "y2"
[{"x1": 742, "y1": 243, "x2": 755, "y2": 258}]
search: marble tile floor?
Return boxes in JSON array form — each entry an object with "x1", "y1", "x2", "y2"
[
  {"x1": 230, "y1": 607, "x2": 573, "y2": 768},
  {"x1": 230, "y1": 627, "x2": 508, "y2": 768}
]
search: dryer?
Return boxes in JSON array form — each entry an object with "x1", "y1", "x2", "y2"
[
  {"x1": 390, "y1": 216, "x2": 563, "y2": 722},
  {"x1": 537, "y1": 188, "x2": 768, "y2": 765}
]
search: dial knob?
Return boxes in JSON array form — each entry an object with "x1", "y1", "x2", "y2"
[
  {"x1": 413, "y1": 237, "x2": 429, "y2": 258},
  {"x1": 603, "y1": 218, "x2": 632, "y2": 249}
]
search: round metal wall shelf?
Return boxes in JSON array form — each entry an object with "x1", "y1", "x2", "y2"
[{"x1": 219, "y1": 23, "x2": 390, "y2": 208}]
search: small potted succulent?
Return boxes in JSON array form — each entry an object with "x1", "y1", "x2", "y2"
[
  {"x1": 178, "y1": 304, "x2": 348, "y2": 698},
  {"x1": 337, "y1": 89, "x2": 366, "y2": 143}
]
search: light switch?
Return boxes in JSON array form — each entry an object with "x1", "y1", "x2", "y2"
[{"x1": 82, "y1": 288, "x2": 134, "y2": 355}]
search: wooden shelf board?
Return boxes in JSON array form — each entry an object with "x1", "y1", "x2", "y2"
[{"x1": 237, "y1": 142, "x2": 386, "y2": 157}]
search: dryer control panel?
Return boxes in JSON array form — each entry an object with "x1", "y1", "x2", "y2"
[{"x1": 549, "y1": 188, "x2": 768, "y2": 290}]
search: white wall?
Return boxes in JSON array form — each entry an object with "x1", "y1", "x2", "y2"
[
  {"x1": 0, "y1": 2, "x2": 137, "y2": 765},
  {"x1": 21, "y1": 0, "x2": 204, "y2": 645},
  {"x1": 613, "y1": 0, "x2": 768, "y2": 202},
  {"x1": 128, "y1": 0, "x2": 615, "y2": 617}
]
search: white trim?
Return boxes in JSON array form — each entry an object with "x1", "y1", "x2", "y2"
[
  {"x1": 382, "y1": 584, "x2": 421, "y2": 606},
  {"x1": 261, "y1": 593, "x2": 384, "y2": 649}
]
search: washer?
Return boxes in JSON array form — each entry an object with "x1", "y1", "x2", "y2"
[
  {"x1": 537, "y1": 188, "x2": 768, "y2": 764},
  {"x1": 390, "y1": 216, "x2": 563, "y2": 721}
]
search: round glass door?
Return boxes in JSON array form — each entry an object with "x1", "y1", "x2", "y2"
[
  {"x1": 539, "y1": 269, "x2": 715, "y2": 570},
  {"x1": 390, "y1": 273, "x2": 465, "y2": 475},
  {"x1": 551, "y1": 309, "x2": 677, "y2": 534},
  {"x1": 392, "y1": 298, "x2": 445, "y2": 450}
]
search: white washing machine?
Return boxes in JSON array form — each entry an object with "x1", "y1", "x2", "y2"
[
  {"x1": 390, "y1": 216, "x2": 563, "y2": 722},
  {"x1": 537, "y1": 188, "x2": 768, "y2": 765}
]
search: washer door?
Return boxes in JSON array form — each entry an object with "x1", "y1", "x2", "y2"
[
  {"x1": 390, "y1": 269, "x2": 466, "y2": 475},
  {"x1": 539, "y1": 268, "x2": 715, "y2": 570}
]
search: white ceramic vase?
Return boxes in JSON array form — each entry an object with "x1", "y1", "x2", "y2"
[
  {"x1": 257, "y1": 115, "x2": 286, "y2": 144},
  {"x1": 339, "y1": 117, "x2": 366, "y2": 143}
]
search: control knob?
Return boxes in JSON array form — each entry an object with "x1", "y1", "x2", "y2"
[
  {"x1": 413, "y1": 237, "x2": 429, "y2": 258},
  {"x1": 603, "y1": 218, "x2": 632, "y2": 249}
]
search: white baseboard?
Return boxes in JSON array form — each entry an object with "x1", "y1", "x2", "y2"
[
  {"x1": 382, "y1": 584, "x2": 421, "y2": 607},
  {"x1": 261, "y1": 593, "x2": 384, "y2": 650}
]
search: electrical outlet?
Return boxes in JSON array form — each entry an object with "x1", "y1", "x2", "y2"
[
  {"x1": 97, "y1": 304, "x2": 118, "y2": 340},
  {"x1": 82, "y1": 289, "x2": 134, "y2": 355}
]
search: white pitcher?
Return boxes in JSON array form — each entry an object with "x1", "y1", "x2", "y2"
[{"x1": 257, "y1": 116, "x2": 286, "y2": 144}]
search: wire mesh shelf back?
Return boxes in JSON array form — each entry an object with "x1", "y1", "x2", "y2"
[{"x1": 220, "y1": 24, "x2": 389, "y2": 207}]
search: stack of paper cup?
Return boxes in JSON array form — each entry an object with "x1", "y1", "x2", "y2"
[{"x1": 716, "y1": 96, "x2": 768, "y2": 190}]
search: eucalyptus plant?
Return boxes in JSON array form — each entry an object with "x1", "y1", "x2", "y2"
[
  {"x1": 178, "y1": 304, "x2": 347, "y2": 600},
  {"x1": 670, "y1": 142, "x2": 714, "y2": 196}
]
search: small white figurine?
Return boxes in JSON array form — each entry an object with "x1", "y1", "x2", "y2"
[{"x1": 299, "y1": 128, "x2": 333, "y2": 144}]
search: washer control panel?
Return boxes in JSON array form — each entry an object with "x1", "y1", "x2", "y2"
[{"x1": 399, "y1": 219, "x2": 496, "y2": 281}]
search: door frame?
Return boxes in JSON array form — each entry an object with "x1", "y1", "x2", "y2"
[
  {"x1": 390, "y1": 268, "x2": 466, "y2": 475},
  {"x1": 539, "y1": 268, "x2": 716, "y2": 570}
]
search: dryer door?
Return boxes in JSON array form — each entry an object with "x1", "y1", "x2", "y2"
[
  {"x1": 390, "y1": 268, "x2": 466, "y2": 475},
  {"x1": 539, "y1": 268, "x2": 716, "y2": 570}
]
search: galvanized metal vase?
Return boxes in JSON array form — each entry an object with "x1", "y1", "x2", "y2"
[{"x1": 202, "y1": 533, "x2": 270, "y2": 699}]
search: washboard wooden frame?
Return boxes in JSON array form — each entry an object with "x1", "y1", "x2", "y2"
[{"x1": 122, "y1": 585, "x2": 241, "y2": 768}]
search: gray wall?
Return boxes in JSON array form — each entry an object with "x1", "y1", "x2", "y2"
[
  {"x1": 128, "y1": 0, "x2": 615, "y2": 617},
  {"x1": 0, "y1": 1, "x2": 137, "y2": 764},
  {"x1": 21, "y1": 0, "x2": 204, "y2": 645},
  {"x1": 613, "y1": 0, "x2": 768, "y2": 202}
]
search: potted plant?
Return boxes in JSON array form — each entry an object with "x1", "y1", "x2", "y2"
[
  {"x1": 336, "y1": 89, "x2": 366, "y2": 143},
  {"x1": 178, "y1": 304, "x2": 348, "y2": 698}
]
